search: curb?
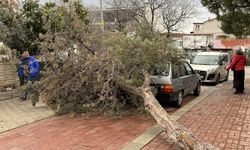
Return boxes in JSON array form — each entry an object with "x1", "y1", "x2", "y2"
[{"x1": 122, "y1": 83, "x2": 223, "y2": 150}]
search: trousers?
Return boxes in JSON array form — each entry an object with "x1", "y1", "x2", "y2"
[{"x1": 233, "y1": 70, "x2": 245, "y2": 92}]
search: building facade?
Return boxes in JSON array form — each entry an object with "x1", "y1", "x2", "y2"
[{"x1": 193, "y1": 18, "x2": 234, "y2": 39}]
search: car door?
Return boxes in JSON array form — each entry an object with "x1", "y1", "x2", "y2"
[
  {"x1": 171, "y1": 64, "x2": 181, "y2": 93},
  {"x1": 183, "y1": 62, "x2": 197, "y2": 93},
  {"x1": 179, "y1": 63, "x2": 190, "y2": 96}
]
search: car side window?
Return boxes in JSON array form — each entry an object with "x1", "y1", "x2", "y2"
[
  {"x1": 172, "y1": 64, "x2": 179, "y2": 79},
  {"x1": 179, "y1": 64, "x2": 187, "y2": 77},
  {"x1": 183, "y1": 62, "x2": 193, "y2": 75}
]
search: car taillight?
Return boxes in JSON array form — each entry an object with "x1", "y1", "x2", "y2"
[{"x1": 160, "y1": 84, "x2": 174, "y2": 93}]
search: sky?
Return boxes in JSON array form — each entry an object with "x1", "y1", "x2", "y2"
[
  {"x1": 40, "y1": 0, "x2": 216, "y2": 33},
  {"x1": 88, "y1": 0, "x2": 216, "y2": 33}
]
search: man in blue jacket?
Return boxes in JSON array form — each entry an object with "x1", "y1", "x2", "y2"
[{"x1": 19, "y1": 50, "x2": 40, "y2": 100}]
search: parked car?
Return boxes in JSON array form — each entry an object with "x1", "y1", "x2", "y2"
[
  {"x1": 190, "y1": 52, "x2": 230, "y2": 84},
  {"x1": 150, "y1": 61, "x2": 201, "y2": 108}
]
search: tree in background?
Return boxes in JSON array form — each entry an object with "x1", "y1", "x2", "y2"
[
  {"x1": 201, "y1": 0, "x2": 250, "y2": 38},
  {"x1": 106, "y1": 0, "x2": 168, "y2": 31},
  {"x1": 0, "y1": 0, "x2": 28, "y2": 54},
  {"x1": 106, "y1": 0, "x2": 196, "y2": 37},
  {"x1": 162, "y1": 0, "x2": 196, "y2": 37},
  {"x1": 0, "y1": 0, "x2": 89, "y2": 55}
]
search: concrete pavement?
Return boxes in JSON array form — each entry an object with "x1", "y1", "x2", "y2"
[{"x1": 0, "y1": 98, "x2": 54, "y2": 133}]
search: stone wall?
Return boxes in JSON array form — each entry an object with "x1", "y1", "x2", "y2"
[{"x1": 0, "y1": 59, "x2": 19, "y2": 91}]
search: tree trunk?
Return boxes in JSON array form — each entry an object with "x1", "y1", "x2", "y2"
[
  {"x1": 166, "y1": 28, "x2": 171, "y2": 38},
  {"x1": 139, "y1": 71, "x2": 219, "y2": 150}
]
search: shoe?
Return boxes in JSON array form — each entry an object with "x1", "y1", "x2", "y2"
[
  {"x1": 233, "y1": 91, "x2": 241, "y2": 94},
  {"x1": 234, "y1": 91, "x2": 244, "y2": 94},
  {"x1": 239, "y1": 91, "x2": 244, "y2": 94},
  {"x1": 20, "y1": 97, "x2": 27, "y2": 101}
]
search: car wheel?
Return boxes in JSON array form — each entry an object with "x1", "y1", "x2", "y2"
[
  {"x1": 175, "y1": 91, "x2": 183, "y2": 108},
  {"x1": 193, "y1": 82, "x2": 201, "y2": 96},
  {"x1": 216, "y1": 74, "x2": 220, "y2": 84}
]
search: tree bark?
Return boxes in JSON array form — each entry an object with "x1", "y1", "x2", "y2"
[{"x1": 138, "y1": 71, "x2": 219, "y2": 150}]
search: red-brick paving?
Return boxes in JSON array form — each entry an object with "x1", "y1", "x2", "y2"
[
  {"x1": 0, "y1": 115, "x2": 155, "y2": 150},
  {"x1": 143, "y1": 80, "x2": 250, "y2": 150}
]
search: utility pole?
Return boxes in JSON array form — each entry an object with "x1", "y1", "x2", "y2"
[{"x1": 100, "y1": 0, "x2": 104, "y2": 31}]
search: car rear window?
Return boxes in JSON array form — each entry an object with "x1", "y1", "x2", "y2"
[{"x1": 151, "y1": 63, "x2": 170, "y2": 76}]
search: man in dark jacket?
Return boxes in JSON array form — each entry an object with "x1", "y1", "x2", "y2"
[
  {"x1": 19, "y1": 50, "x2": 40, "y2": 100},
  {"x1": 227, "y1": 47, "x2": 247, "y2": 94}
]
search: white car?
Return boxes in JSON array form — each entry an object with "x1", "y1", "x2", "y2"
[{"x1": 190, "y1": 51, "x2": 230, "y2": 84}]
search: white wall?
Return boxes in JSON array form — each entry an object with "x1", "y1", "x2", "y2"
[{"x1": 183, "y1": 35, "x2": 214, "y2": 49}]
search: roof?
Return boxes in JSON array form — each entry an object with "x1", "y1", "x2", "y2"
[
  {"x1": 193, "y1": 18, "x2": 217, "y2": 25},
  {"x1": 212, "y1": 39, "x2": 250, "y2": 50}
]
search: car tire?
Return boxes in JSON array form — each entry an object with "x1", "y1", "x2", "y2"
[
  {"x1": 175, "y1": 91, "x2": 183, "y2": 108},
  {"x1": 216, "y1": 74, "x2": 220, "y2": 84},
  {"x1": 193, "y1": 82, "x2": 201, "y2": 96}
]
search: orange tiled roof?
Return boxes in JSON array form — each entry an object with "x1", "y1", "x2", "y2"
[{"x1": 213, "y1": 39, "x2": 250, "y2": 50}]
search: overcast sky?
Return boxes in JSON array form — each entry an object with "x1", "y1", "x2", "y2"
[{"x1": 40, "y1": 0, "x2": 216, "y2": 33}]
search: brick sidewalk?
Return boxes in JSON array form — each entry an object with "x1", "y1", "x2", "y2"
[
  {"x1": 0, "y1": 115, "x2": 154, "y2": 150},
  {"x1": 143, "y1": 80, "x2": 250, "y2": 150}
]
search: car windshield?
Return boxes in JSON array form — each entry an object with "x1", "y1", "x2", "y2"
[
  {"x1": 191, "y1": 55, "x2": 220, "y2": 65},
  {"x1": 151, "y1": 64, "x2": 170, "y2": 76}
]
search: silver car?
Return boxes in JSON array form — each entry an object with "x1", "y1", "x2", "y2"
[
  {"x1": 150, "y1": 61, "x2": 201, "y2": 108},
  {"x1": 190, "y1": 52, "x2": 230, "y2": 83}
]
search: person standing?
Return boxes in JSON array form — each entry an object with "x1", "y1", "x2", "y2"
[
  {"x1": 18, "y1": 50, "x2": 40, "y2": 100},
  {"x1": 227, "y1": 47, "x2": 247, "y2": 94}
]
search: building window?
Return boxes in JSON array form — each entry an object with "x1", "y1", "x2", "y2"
[{"x1": 196, "y1": 25, "x2": 200, "y2": 29}]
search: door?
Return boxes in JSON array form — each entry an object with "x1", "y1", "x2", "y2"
[
  {"x1": 179, "y1": 63, "x2": 191, "y2": 96},
  {"x1": 183, "y1": 62, "x2": 197, "y2": 93},
  {"x1": 171, "y1": 64, "x2": 181, "y2": 93}
]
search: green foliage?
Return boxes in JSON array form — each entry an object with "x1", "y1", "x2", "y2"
[
  {"x1": 105, "y1": 32, "x2": 185, "y2": 87},
  {"x1": 220, "y1": 11, "x2": 249, "y2": 38},
  {"x1": 0, "y1": 3, "x2": 27, "y2": 53},
  {"x1": 73, "y1": 0, "x2": 89, "y2": 24},
  {"x1": 0, "y1": 0, "x2": 89, "y2": 55},
  {"x1": 201, "y1": 0, "x2": 250, "y2": 38}
]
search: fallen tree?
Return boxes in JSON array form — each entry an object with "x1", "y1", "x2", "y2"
[
  {"x1": 28, "y1": 1, "x2": 219, "y2": 149},
  {"x1": 32, "y1": 33, "x2": 219, "y2": 150}
]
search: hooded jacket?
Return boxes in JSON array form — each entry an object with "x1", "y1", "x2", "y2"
[
  {"x1": 227, "y1": 53, "x2": 246, "y2": 71},
  {"x1": 18, "y1": 56, "x2": 40, "y2": 79}
]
